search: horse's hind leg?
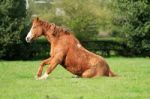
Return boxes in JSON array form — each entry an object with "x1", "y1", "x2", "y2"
[
  {"x1": 37, "y1": 57, "x2": 51, "y2": 77},
  {"x1": 82, "y1": 68, "x2": 97, "y2": 78}
]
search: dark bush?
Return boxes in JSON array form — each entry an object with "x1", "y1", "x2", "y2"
[
  {"x1": 0, "y1": 0, "x2": 27, "y2": 59},
  {"x1": 112, "y1": 0, "x2": 150, "y2": 56}
]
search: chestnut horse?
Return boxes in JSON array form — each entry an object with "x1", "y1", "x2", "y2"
[{"x1": 25, "y1": 17, "x2": 116, "y2": 80}]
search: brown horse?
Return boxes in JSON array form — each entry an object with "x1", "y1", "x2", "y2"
[{"x1": 25, "y1": 17, "x2": 116, "y2": 80}]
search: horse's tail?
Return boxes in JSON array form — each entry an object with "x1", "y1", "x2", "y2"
[{"x1": 109, "y1": 69, "x2": 117, "y2": 77}]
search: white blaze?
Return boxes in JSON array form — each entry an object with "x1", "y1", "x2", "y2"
[{"x1": 26, "y1": 26, "x2": 33, "y2": 42}]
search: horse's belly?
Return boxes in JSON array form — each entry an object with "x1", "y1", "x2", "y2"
[
  {"x1": 63, "y1": 47, "x2": 92, "y2": 75},
  {"x1": 64, "y1": 56, "x2": 89, "y2": 76},
  {"x1": 66, "y1": 65, "x2": 83, "y2": 76}
]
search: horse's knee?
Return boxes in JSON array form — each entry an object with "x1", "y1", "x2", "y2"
[
  {"x1": 40, "y1": 61, "x2": 48, "y2": 67},
  {"x1": 82, "y1": 69, "x2": 96, "y2": 78},
  {"x1": 40, "y1": 58, "x2": 52, "y2": 67},
  {"x1": 82, "y1": 73, "x2": 91, "y2": 78}
]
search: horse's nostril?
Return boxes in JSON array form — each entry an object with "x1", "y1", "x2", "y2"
[
  {"x1": 26, "y1": 37, "x2": 30, "y2": 43},
  {"x1": 27, "y1": 37, "x2": 29, "y2": 41}
]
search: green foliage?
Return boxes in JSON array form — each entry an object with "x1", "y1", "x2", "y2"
[
  {"x1": 0, "y1": 0, "x2": 27, "y2": 59},
  {"x1": 53, "y1": 0, "x2": 99, "y2": 40},
  {"x1": 112, "y1": 0, "x2": 150, "y2": 56},
  {"x1": 28, "y1": 0, "x2": 113, "y2": 40},
  {"x1": 0, "y1": 0, "x2": 148, "y2": 59}
]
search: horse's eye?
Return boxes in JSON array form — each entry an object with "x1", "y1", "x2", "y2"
[{"x1": 33, "y1": 26, "x2": 37, "y2": 29}]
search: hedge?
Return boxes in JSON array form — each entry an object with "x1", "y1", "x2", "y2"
[{"x1": 21, "y1": 38, "x2": 127, "y2": 60}]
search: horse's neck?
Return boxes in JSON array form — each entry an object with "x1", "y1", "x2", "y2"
[
  {"x1": 44, "y1": 31, "x2": 57, "y2": 44},
  {"x1": 45, "y1": 34, "x2": 52, "y2": 43}
]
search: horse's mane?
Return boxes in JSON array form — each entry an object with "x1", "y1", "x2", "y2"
[{"x1": 38, "y1": 19, "x2": 71, "y2": 36}]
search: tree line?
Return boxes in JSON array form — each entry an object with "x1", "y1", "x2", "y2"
[{"x1": 0, "y1": 0, "x2": 150, "y2": 60}]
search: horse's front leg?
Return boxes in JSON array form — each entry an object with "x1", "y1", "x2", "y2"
[
  {"x1": 37, "y1": 57, "x2": 52, "y2": 77},
  {"x1": 37, "y1": 52, "x2": 64, "y2": 80}
]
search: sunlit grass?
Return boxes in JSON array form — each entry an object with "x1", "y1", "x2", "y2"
[{"x1": 0, "y1": 57, "x2": 150, "y2": 99}]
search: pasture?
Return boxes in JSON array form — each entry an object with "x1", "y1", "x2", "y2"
[{"x1": 0, "y1": 57, "x2": 150, "y2": 99}]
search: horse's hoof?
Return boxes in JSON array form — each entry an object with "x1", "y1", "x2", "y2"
[{"x1": 35, "y1": 74, "x2": 48, "y2": 80}]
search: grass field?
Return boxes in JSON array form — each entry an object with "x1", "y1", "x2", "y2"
[{"x1": 0, "y1": 57, "x2": 150, "y2": 99}]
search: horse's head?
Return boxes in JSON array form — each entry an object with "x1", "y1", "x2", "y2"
[{"x1": 26, "y1": 17, "x2": 43, "y2": 43}]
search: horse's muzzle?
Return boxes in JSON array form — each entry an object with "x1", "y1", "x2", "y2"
[{"x1": 25, "y1": 37, "x2": 31, "y2": 43}]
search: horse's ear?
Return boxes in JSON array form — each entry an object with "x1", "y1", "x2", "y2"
[
  {"x1": 31, "y1": 15, "x2": 38, "y2": 21},
  {"x1": 31, "y1": 15, "x2": 39, "y2": 23},
  {"x1": 36, "y1": 17, "x2": 39, "y2": 21}
]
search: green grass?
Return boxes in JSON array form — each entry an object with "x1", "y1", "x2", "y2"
[{"x1": 0, "y1": 57, "x2": 150, "y2": 99}]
